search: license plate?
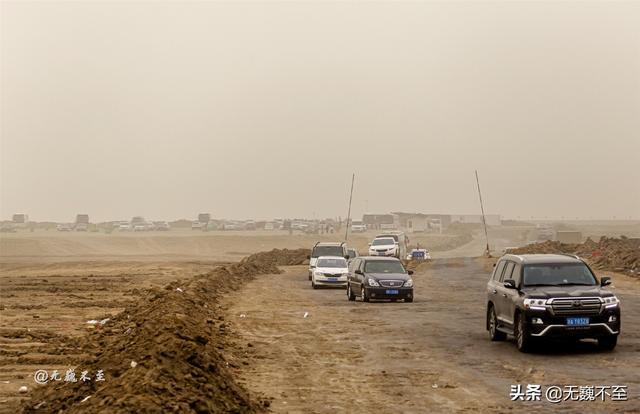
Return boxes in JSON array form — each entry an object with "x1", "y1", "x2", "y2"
[
  {"x1": 566, "y1": 317, "x2": 589, "y2": 326},
  {"x1": 328, "y1": 277, "x2": 337, "y2": 281},
  {"x1": 386, "y1": 289, "x2": 399, "y2": 295}
]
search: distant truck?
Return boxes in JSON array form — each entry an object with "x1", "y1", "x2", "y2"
[
  {"x1": 193, "y1": 213, "x2": 211, "y2": 230},
  {"x1": 12, "y1": 213, "x2": 29, "y2": 227},
  {"x1": 351, "y1": 221, "x2": 367, "y2": 233},
  {"x1": 75, "y1": 214, "x2": 89, "y2": 231},
  {"x1": 556, "y1": 231, "x2": 582, "y2": 244}
]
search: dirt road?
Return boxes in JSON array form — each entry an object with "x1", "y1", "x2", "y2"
[{"x1": 223, "y1": 259, "x2": 640, "y2": 413}]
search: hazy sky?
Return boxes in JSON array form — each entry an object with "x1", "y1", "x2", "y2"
[{"x1": 1, "y1": 1, "x2": 639, "y2": 222}]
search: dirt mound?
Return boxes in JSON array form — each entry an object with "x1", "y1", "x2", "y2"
[
  {"x1": 507, "y1": 237, "x2": 639, "y2": 275},
  {"x1": 21, "y1": 249, "x2": 309, "y2": 413}
]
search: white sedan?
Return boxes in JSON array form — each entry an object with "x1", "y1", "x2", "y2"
[{"x1": 311, "y1": 256, "x2": 349, "y2": 289}]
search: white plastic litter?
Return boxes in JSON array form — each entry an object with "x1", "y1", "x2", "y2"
[
  {"x1": 303, "y1": 312, "x2": 309, "y2": 318},
  {"x1": 130, "y1": 360, "x2": 137, "y2": 368},
  {"x1": 86, "y1": 318, "x2": 110, "y2": 326},
  {"x1": 19, "y1": 386, "x2": 28, "y2": 393},
  {"x1": 81, "y1": 396, "x2": 91, "y2": 403},
  {"x1": 432, "y1": 384, "x2": 438, "y2": 389},
  {"x1": 176, "y1": 288, "x2": 183, "y2": 292}
]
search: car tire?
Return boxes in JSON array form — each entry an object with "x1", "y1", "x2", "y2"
[
  {"x1": 404, "y1": 297, "x2": 413, "y2": 303},
  {"x1": 515, "y1": 313, "x2": 533, "y2": 352},
  {"x1": 488, "y1": 306, "x2": 506, "y2": 341},
  {"x1": 347, "y1": 284, "x2": 356, "y2": 301},
  {"x1": 598, "y1": 336, "x2": 617, "y2": 351},
  {"x1": 361, "y1": 286, "x2": 369, "y2": 302},
  {"x1": 311, "y1": 277, "x2": 318, "y2": 289}
]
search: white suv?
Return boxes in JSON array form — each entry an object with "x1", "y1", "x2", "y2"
[
  {"x1": 311, "y1": 256, "x2": 349, "y2": 289},
  {"x1": 368, "y1": 237, "x2": 398, "y2": 257}
]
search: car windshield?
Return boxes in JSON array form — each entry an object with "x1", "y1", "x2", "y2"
[
  {"x1": 372, "y1": 238, "x2": 395, "y2": 246},
  {"x1": 523, "y1": 263, "x2": 597, "y2": 286},
  {"x1": 365, "y1": 260, "x2": 406, "y2": 274},
  {"x1": 312, "y1": 246, "x2": 344, "y2": 257},
  {"x1": 317, "y1": 258, "x2": 347, "y2": 268}
]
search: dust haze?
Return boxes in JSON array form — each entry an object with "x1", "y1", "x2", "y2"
[{"x1": 1, "y1": 1, "x2": 639, "y2": 222}]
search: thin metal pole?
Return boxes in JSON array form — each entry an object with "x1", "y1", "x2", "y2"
[
  {"x1": 345, "y1": 173, "x2": 355, "y2": 242},
  {"x1": 475, "y1": 170, "x2": 490, "y2": 255}
]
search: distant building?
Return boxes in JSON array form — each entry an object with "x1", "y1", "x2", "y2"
[{"x1": 362, "y1": 213, "x2": 398, "y2": 230}]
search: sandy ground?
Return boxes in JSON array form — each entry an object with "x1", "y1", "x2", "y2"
[
  {"x1": 0, "y1": 229, "x2": 476, "y2": 263},
  {"x1": 1, "y1": 227, "x2": 638, "y2": 413},
  {"x1": 222, "y1": 261, "x2": 640, "y2": 413},
  {"x1": 0, "y1": 261, "x2": 214, "y2": 411}
]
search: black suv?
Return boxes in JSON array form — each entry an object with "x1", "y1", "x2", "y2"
[
  {"x1": 486, "y1": 254, "x2": 620, "y2": 352},
  {"x1": 347, "y1": 256, "x2": 414, "y2": 302}
]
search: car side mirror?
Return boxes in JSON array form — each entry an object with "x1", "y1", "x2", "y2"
[
  {"x1": 503, "y1": 279, "x2": 517, "y2": 289},
  {"x1": 600, "y1": 276, "x2": 611, "y2": 287},
  {"x1": 344, "y1": 255, "x2": 350, "y2": 260},
  {"x1": 355, "y1": 269, "x2": 363, "y2": 275},
  {"x1": 407, "y1": 270, "x2": 414, "y2": 275},
  {"x1": 368, "y1": 243, "x2": 371, "y2": 246}
]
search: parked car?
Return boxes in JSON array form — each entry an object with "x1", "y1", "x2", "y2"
[
  {"x1": 311, "y1": 256, "x2": 349, "y2": 289},
  {"x1": 486, "y1": 254, "x2": 620, "y2": 352},
  {"x1": 56, "y1": 224, "x2": 72, "y2": 232},
  {"x1": 74, "y1": 223, "x2": 88, "y2": 232},
  {"x1": 308, "y1": 242, "x2": 348, "y2": 280},
  {"x1": 368, "y1": 237, "x2": 399, "y2": 257},
  {"x1": 191, "y1": 220, "x2": 204, "y2": 230},
  {"x1": 347, "y1": 257, "x2": 414, "y2": 302},
  {"x1": 154, "y1": 221, "x2": 171, "y2": 231},
  {"x1": 0, "y1": 223, "x2": 17, "y2": 233},
  {"x1": 351, "y1": 221, "x2": 367, "y2": 233},
  {"x1": 347, "y1": 248, "x2": 359, "y2": 260},
  {"x1": 133, "y1": 224, "x2": 146, "y2": 232},
  {"x1": 118, "y1": 222, "x2": 131, "y2": 231}
]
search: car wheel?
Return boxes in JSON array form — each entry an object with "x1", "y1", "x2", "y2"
[
  {"x1": 347, "y1": 283, "x2": 356, "y2": 301},
  {"x1": 515, "y1": 313, "x2": 533, "y2": 352},
  {"x1": 405, "y1": 297, "x2": 413, "y2": 303},
  {"x1": 598, "y1": 336, "x2": 617, "y2": 351},
  {"x1": 361, "y1": 286, "x2": 369, "y2": 302},
  {"x1": 488, "y1": 306, "x2": 506, "y2": 341},
  {"x1": 311, "y1": 277, "x2": 318, "y2": 289}
]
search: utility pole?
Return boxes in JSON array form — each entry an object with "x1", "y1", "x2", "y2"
[
  {"x1": 344, "y1": 173, "x2": 355, "y2": 242},
  {"x1": 475, "y1": 170, "x2": 490, "y2": 257}
]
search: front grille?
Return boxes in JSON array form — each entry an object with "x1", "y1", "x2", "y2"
[
  {"x1": 376, "y1": 249, "x2": 388, "y2": 253},
  {"x1": 550, "y1": 297, "x2": 602, "y2": 316},
  {"x1": 323, "y1": 273, "x2": 343, "y2": 277},
  {"x1": 379, "y1": 280, "x2": 404, "y2": 288}
]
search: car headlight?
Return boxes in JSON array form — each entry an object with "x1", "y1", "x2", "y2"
[
  {"x1": 603, "y1": 296, "x2": 619, "y2": 308},
  {"x1": 524, "y1": 298, "x2": 547, "y2": 310},
  {"x1": 367, "y1": 278, "x2": 380, "y2": 287},
  {"x1": 314, "y1": 271, "x2": 324, "y2": 277},
  {"x1": 404, "y1": 279, "x2": 413, "y2": 288}
]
